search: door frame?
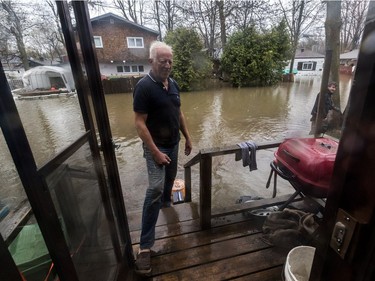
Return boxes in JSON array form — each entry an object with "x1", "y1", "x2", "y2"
[{"x1": 311, "y1": 2, "x2": 375, "y2": 280}]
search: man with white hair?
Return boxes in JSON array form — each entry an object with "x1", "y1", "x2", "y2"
[{"x1": 133, "y1": 41, "x2": 192, "y2": 275}]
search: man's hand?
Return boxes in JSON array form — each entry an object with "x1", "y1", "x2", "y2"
[
  {"x1": 185, "y1": 139, "x2": 192, "y2": 156},
  {"x1": 153, "y1": 150, "x2": 171, "y2": 165}
]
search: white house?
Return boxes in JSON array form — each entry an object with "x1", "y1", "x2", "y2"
[{"x1": 286, "y1": 48, "x2": 325, "y2": 76}]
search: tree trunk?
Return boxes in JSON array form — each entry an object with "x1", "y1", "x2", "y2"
[
  {"x1": 326, "y1": 0, "x2": 342, "y2": 133},
  {"x1": 327, "y1": 1, "x2": 341, "y2": 105},
  {"x1": 217, "y1": 1, "x2": 226, "y2": 48},
  {"x1": 2, "y1": 1, "x2": 30, "y2": 70},
  {"x1": 154, "y1": 1, "x2": 162, "y2": 40},
  {"x1": 314, "y1": 1, "x2": 342, "y2": 136},
  {"x1": 288, "y1": 1, "x2": 305, "y2": 81}
]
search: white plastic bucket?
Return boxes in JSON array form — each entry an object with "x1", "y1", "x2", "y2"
[{"x1": 284, "y1": 246, "x2": 316, "y2": 281}]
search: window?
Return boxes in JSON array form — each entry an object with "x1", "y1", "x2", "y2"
[
  {"x1": 302, "y1": 62, "x2": 313, "y2": 70},
  {"x1": 127, "y1": 37, "x2": 144, "y2": 48},
  {"x1": 297, "y1": 61, "x2": 317, "y2": 71},
  {"x1": 93, "y1": 36, "x2": 103, "y2": 48},
  {"x1": 117, "y1": 65, "x2": 145, "y2": 73}
]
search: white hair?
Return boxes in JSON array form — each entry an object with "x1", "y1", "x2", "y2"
[{"x1": 149, "y1": 41, "x2": 173, "y2": 59}]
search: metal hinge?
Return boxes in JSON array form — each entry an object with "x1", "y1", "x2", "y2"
[{"x1": 330, "y1": 208, "x2": 358, "y2": 259}]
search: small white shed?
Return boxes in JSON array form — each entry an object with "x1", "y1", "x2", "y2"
[
  {"x1": 22, "y1": 66, "x2": 75, "y2": 91},
  {"x1": 286, "y1": 48, "x2": 325, "y2": 76}
]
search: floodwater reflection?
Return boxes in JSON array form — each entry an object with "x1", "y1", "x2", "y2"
[{"x1": 1, "y1": 76, "x2": 352, "y2": 213}]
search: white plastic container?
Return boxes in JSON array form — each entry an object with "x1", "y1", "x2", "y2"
[{"x1": 284, "y1": 246, "x2": 316, "y2": 281}]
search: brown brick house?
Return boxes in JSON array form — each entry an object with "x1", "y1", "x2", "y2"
[{"x1": 90, "y1": 13, "x2": 159, "y2": 77}]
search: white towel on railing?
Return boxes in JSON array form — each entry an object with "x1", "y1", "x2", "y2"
[{"x1": 235, "y1": 141, "x2": 258, "y2": 171}]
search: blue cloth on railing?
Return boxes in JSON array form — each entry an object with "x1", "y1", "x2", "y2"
[{"x1": 235, "y1": 141, "x2": 258, "y2": 171}]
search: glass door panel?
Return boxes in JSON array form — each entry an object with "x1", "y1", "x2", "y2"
[
  {"x1": 14, "y1": 92, "x2": 85, "y2": 167},
  {"x1": 1, "y1": 130, "x2": 57, "y2": 281},
  {"x1": 43, "y1": 142, "x2": 117, "y2": 280},
  {"x1": 0, "y1": 130, "x2": 30, "y2": 243}
]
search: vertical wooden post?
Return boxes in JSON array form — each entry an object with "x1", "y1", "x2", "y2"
[
  {"x1": 200, "y1": 154, "x2": 212, "y2": 229},
  {"x1": 184, "y1": 166, "x2": 192, "y2": 202}
]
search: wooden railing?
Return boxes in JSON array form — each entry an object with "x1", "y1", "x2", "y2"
[{"x1": 184, "y1": 140, "x2": 285, "y2": 229}]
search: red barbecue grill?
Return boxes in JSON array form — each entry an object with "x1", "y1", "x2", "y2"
[{"x1": 267, "y1": 137, "x2": 339, "y2": 210}]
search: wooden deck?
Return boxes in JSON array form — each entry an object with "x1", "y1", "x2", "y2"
[
  {"x1": 115, "y1": 140, "x2": 327, "y2": 280},
  {"x1": 121, "y1": 201, "x2": 299, "y2": 281}
]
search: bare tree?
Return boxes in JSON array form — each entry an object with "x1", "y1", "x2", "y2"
[
  {"x1": 46, "y1": 0, "x2": 65, "y2": 48},
  {"x1": 228, "y1": 0, "x2": 273, "y2": 32},
  {"x1": 150, "y1": 0, "x2": 181, "y2": 40},
  {"x1": 164, "y1": 1, "x2": 274, "y2": 59},
  {"x1": 154, "y1": 0, "x2": 162, "y2": 39},
  {"x1": 177, "y1": 1, "x2": 221, "y2": 58},
  {"x1": 341, "y1": 0, "x2": 368, "y2": 52},
  {"x1": 113, "y1": 0, "x2": 147, "y2": 24},
  {"x1": 0, "y1": 0, "x2": 30, "y2": 70},
  {"x1": 278, "y1": 0, "x2": 324, "y2": 77},
  {"x1": 27, "y1": 20, "x2": 65, "y2": 64},
  {"x1": 314, "y1": 0, "x2": 342, "y2": 136},
  {"x1": 216, "y1": 1, "x2": 226, "y2": 48},
  {"x1": 0, "y1": 29, "x2": 17, "y2": 70},
  {"x1": 325, "y1": 0, "x2": 341, "y2": 107}
]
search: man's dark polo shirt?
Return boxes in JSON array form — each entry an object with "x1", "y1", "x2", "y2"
[{"x1": 133, "y1": 73, "x2": 181, "y2": 147}]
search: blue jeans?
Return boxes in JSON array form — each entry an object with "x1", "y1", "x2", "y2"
[{"x1": 140, "y1": 143, "x2": 179, "y2": 249}]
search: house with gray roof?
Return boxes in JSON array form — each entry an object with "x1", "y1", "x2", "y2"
[
  {"x1": 339, "y1": 49, "x2": 359, "y2": 75},
  {"x1": 286, "y1": 48, "x2": 325, "y2": 76},
  {"x1": 89, "y1": 12, "x2": 159, "y2": 77}
]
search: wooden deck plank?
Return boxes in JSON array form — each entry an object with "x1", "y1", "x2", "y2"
[
  {"x1": 127, "y1": 202, "x2": 200, "y2": 232},
  {"x1": 132, "y1": 218, "x2": 265, "y2": 255},
  {"x1": 151, "y1": 248, "x2": 286, "y2": 280},
  {"x1": 230, "y1": 266, "x2": 284, "y2": 281},
  {"x1": 151, "y1": 233, "x2": 271, "y2": 275},
  {"x1": 127, "y1": 201, "x2": 297, "y2": 280},
  {"x1": 129, "y1": 196, "x2": 291, "y2": 244},
  {"x1": 130, "y1": 203, "x2": 265, "y2": 244},
  {"x1": 130, "y1": 218, "x2": 202, "y2": 245}
]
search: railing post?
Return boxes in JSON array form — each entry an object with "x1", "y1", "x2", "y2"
[
  {"x1": 200, "y1": 154, "x2": 212, "y2": 229},
  {"x1": 184, "y1": 166, "x2": 192, "y2": 202}
]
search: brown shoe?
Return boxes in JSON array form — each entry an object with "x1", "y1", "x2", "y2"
[{"x1": 135, "y1": 249, "x2": 151, "y2": 275}]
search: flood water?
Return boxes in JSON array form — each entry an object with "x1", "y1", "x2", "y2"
[{"x1": 1, "y1": 75, "x2": 352, "y2": 213}]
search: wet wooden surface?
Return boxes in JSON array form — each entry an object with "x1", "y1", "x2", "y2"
[{"x1": 124, "y1": 201, "x2": 291, "y2": 280}]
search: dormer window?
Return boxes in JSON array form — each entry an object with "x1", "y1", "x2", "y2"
[
  {"x1": 94, "y1": 36, "x2": 103, "y2": 48},
  {"x1": 127, "y1": 37, "x2": 144, "y2": 48}
]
